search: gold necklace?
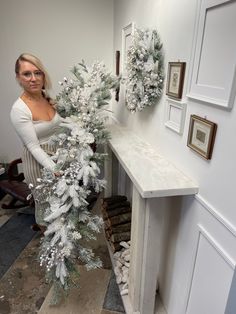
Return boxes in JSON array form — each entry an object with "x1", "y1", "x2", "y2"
[{"x1": 22, "y1": 92, "x2": 43, "y2": 102}]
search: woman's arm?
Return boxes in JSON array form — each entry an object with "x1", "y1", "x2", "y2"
[{"x1": 10, "y1": 106, "x2": 56, "y2": 171}]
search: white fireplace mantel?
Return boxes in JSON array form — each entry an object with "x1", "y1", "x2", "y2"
[
  {"x1": 105, "y1": 123, "x2": 199, "y2": 314},
  {"x1": 108, "y1": 123, "x2": 198, "y2": 198}
]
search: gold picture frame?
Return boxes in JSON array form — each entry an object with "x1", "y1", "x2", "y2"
[
  {"x1": 166, "y1": 62, "x2": 186, "y2": 99},
  {"x1": 187, "y1": 115, "x2": 217, "y2": 160}
]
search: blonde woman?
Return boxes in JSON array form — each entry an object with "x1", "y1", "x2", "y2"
[{"x1": 11, "y1": 53, "x2": 61, "y2": 232}]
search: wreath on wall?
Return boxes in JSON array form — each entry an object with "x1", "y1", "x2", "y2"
[{"x1": 125, "y1": 27, "x2": 164, "y2": 112}]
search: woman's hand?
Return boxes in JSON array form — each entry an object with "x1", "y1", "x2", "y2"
[{"x1": 54, "y1": 170, "x2": 64, "y2": 177}]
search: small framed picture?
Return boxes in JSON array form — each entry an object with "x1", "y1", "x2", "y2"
[
  {"x1": 165, "y1": 99, "x2": 187, "y2": 135},
  {"x1": 187, "y1": 115, "x2": 217, "y2": 160},
  {"x1": 166, "y1": 62, "x2": 186, "y2": 99},
  {"x1": 121, "y1": 22, "x2": 135, "y2": 77}
]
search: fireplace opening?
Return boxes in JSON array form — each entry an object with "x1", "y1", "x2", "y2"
[{"x1": 101, "y1": 195, "x2": 132, "y2": 296}]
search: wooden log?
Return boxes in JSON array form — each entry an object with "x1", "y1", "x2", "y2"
[
  {"x1": 105, "y1": 223, "x2": 131, "y2": 239},
  {"x1": 105, "y1": 228, "x2": 112, "y2": 236},
  {"x1": 103, "y1": 200, "x2": 130, "y2": 211},
  {"x1": 104, "y1": 222, "x2": 111, "y2": 231},
  {"x1": 103, "y1": 219, "x2": 110, "y2": 230},
  {"x1": 103, "y1": 206, "x2": 131, "y2": 219},
  {"x1": 109, "y1": 241, "x2": 121, "y2": 253},
  {"x1": 108, "y1": 212, "x2": 132, "y2": 227},
  {"x1": 112, "y1": 222, "x2": 131, "y2": 234},
  {"x1": 102, "y1": 195, "x2": 127, "y2": 203},
  {"x1": 101, "y1": 207, "x2": 108, "y2": 219},
  {"x1": 105, "y1": 230, "x2": 111, "y2": 240},
  {"x1": 110, "y1": 232, "x2": 131, "y2": 243},
  {"x1": 102, "y1": 195, "x2": 127, "y2": 206}
]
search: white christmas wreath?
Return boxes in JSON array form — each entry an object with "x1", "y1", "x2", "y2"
[{"x1": 125, "y1": 28, "x2": 164, "y2": 112}]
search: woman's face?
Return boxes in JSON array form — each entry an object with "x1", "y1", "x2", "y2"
[{"x1": 16, "y1": 60, "x2": 45, "y2": 94}]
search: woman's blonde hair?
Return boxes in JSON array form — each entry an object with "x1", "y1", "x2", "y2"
[{"x1": 15, "y1": 53, "x2": 52, "y2": 95}]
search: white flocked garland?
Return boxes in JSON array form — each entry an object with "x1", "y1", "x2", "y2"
[
  {"x1": 125, "y1": 27, "x2": 164, "y2": 112},
  {"x1": 32, "y1": 61, "x2": 119, "y2": 303}
]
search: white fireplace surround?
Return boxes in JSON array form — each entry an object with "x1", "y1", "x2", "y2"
[{"x1": 104, "y1": 123, "x2": 199, "y2": 314}]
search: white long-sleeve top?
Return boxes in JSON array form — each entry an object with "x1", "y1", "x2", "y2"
[{"x1": 10, "y1": 98, "x2": 62, "y2": 171}]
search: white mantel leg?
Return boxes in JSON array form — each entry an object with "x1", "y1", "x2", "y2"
[
  {"x1": 129, "y1": 186, "x2": 146, "y2": 312},
  {"x1": 129, "y1": 186, "x2": 165, "y2": 314}
]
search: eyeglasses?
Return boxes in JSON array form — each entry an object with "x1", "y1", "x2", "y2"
[{"x1": 19, "y1": 70, "x2": 44, "y2": 80}]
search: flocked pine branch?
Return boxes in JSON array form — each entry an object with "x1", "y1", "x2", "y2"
[{"x1": 33, "y1": 61, "x2": 119, "y2": 303}]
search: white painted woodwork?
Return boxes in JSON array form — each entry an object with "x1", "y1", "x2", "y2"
[
  {"x1": 187, "y1": 0, "x2": 236, "y2": 108},
  {"x1": 108, "y1": 124, "x2": 198, "y2": 198},
  {"x1": 129, "y1": 186, "x2": 146, "y2": 311},
  {"x1": 186, "y1": 226, "x2": 234, "y2": 313},
  {"x1": 165, "y1": 99, "x2": 187, "y2": 135},
  {"x1": 105, "y1": 123, "x2": 198, "y2": 314}
]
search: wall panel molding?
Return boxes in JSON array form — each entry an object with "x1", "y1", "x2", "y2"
[
  {"x1": 195, "y1": 194, "x2": 236, "y2": 238},
  {"x1": 185, "y1": 224, "x2": 235, "y2": 313},
  {"x1": 187, "y1": 0, "x2": 236, "y2": 108},
  {"x1": 198, "y1": 225, "x2": 235, "y2": 268}
]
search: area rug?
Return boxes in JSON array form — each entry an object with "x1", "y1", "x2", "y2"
[
  {"x1": 0, "y1": 234, "x2": 50, "y2": 314},
  {"x1": 103, "y1": 270, "x2": 125, "y2": 313},
  {"x1": 0, "y1": 213, "x2": 36, "y2": 278}
]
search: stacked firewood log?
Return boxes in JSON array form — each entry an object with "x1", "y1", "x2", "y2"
[{"x1": 101, "y1": 195, "x2": 132, "y2": 252}]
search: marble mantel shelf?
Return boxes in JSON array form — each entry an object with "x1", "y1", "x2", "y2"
[{"x1": 108, "y1": 123, "x2": 199, "y2": 198}]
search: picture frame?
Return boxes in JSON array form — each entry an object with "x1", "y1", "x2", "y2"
[
  {"x1": 187, "y1": 0, "x2": 236, "y2": 109},
  {"x1": 121, "y1": 22, "x2": 135, "y2": 78},
  {"x1": 187, "y1": 115, "x2": 217, "y2": 160},
  {"x1": 166, "y1": 62, "x2": 186, "y2": 99},
  {"x1": 165, "y1": 99, "x2": 187, "y2": 135}
]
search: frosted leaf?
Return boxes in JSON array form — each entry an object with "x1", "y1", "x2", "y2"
[
  {"x1": 79, "y1": 211, "x2": 90, "y2": 222},
  {"x1": 72, "y1": 231, "x2": 82, "y2": 240},
  {"x1": 72, "y1": 196, "x2": 80, "y2": 207},
  {"x1": 69, "y1": 185, "x2": 76, "y2": 198},
  {"x1": 44, "y1": 201, "x2": 73, "y2": 222},
  {"x1": 55, "y1": 179, "x2": 68, "y2": 196}
]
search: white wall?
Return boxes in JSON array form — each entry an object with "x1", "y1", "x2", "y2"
[
  {"x1": 113, "y1": 0, "x2": 236, "y2": 313},
  {"x1": 0, "y1": 0, "x2": 113, "y2": 162}
]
